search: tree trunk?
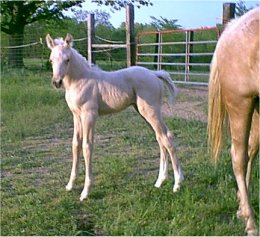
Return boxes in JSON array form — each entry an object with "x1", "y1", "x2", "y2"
[{"x1": 8, "y1": 32, "x2": 25, "y2": 68}]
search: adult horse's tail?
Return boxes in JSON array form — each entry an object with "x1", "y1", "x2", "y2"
[
  {"x1": 207, "y1": 53, "x2": 226, "y2": 163},
  {"x1": 154, "y1": 70, "x2": 177, "y2": 105}
]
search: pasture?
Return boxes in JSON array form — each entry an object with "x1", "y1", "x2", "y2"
[{"x1": 1, "y1": 70, "x2": 259, "y2": 235}]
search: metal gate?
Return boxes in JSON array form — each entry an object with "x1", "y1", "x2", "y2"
[{"x1": 136, "y1": 27, "x2": 220, "y2": 86}]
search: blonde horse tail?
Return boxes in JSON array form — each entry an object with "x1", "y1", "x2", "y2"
[
  {"x1": 207, "y1": 53, "x2": 226, "y2": 164},
  {"x1": 154, "y1": 70, "x2": 177, "y2": 105}
]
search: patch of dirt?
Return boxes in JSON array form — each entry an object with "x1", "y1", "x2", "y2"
[{"x1": 162, "y1": 86, "x2": 208, "y2": 122}]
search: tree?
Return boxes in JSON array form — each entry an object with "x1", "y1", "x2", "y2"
[
  {"x1": 235, "y1": 0, "x2": 251, "y2": 16},
  {"x1": 74, "y1": 9, "x2": 114, "y2": 28},
  {"x1": 93, "y1": 0, "x2": 152, "y2": 11},
  {"x1": 150, "y1": 16, "x2": 182, "y2": 31},
  {"x1": 0, "y1": 0, "x2": 152, "y2": 68},
  {"x1": 235, "y1": 0, "x2": 259, "y2": 16},
  {"x1": 1, "y1": 1, "x2": 84, "y2": 67}
]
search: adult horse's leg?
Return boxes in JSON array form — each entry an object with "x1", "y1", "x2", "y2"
[
  {"x1": 137, "y1": 101, "x2": 183, "y2": 192},
  {"x1": 227, "y1": 97, "x2": 257, "y2": 235},
  {"x1": 237, "y1": 109, "x2": 259, "y2": 223},
  {"x1": 80, "y1": 110, "x2": 96, "y2": 201},
  {"x1": 66, "y1": 113, "x2": 82, "y2": 191},
  {"x1": 246, "y1": 109, "x2": 259, "y2": 188}
]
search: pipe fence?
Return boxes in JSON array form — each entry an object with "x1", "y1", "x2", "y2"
[{"x1": 136, "y1": 27, "x2": 220, "y2": 86}]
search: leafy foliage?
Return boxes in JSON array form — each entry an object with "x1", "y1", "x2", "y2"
[
  {"x1": 93, "y1": 0, "x2": 153, "y2": 11},
  {"x1": 235, "y1": 0, "x2": 259, "y2": 17},
  {"x1": 0, "y1": 1, "x2": 84, "y2": 34},
  {"x1": 150, "y1": 16, "x2": 182, "y2": 30}
]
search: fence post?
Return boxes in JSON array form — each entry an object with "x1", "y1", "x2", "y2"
[
  {"x1": 126, "y1": 4, "x2": 135, "y2": 67},
  {"x1": 154, "y1": 32, "x2": 159, "y2": 70},
  {"x1": 153, "y1": 32, "x2": 162, "y2": 70},
  {"x1": 158, "y1": 32, "x2": 162, "y2": 71},
  {"x1": 87, "y1": 13, "x2": 95, "y2": 66},
  {"x1": 185, "y1": 30, "x2": 194, "y2": 81},
  {"x1": 223, "y1": 3, "x2": 236, "y2": 26}
]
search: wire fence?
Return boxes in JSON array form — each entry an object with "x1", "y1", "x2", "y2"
[
  {"x1": 1, "y1": 34, "x2": 46, "y2": 71},
  {"x1": 136, "y1": 27, "x2": 220, "y2": 86},
  {"x1": 0, "y1": 33, "x2": 127, "y2": 73}
]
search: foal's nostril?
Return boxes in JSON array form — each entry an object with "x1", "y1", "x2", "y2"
[{"x1": 52, "y1": 79, "x2": 63, "y2": 88}]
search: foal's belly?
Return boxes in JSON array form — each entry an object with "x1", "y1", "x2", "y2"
[
  {"x1": 98, "y1": 95, "x2": 134, "y2": 115},
  {"x1": 98, "y1": 87, "x2": 135, "y2": 115}
]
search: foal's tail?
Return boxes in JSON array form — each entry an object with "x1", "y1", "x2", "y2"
[
  {"x1": 207, "y1": 53, "x2": 226, "y2": 163},
  {"x1": 154, "y1": 70, "x2": 177, "y2": 105}
]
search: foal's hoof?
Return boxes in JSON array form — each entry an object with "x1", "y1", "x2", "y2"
[
  {"x1": 173, "y1": 172, "x2": 184, "y2": 192},
  {"x1": 80, "y1": 195, "x2": 88, "y2": 202},
  {"x1": 65, "y1": 184, "x2": 73, "y2": 192},
  {"x1": 173, "y1": 183, "x2": 181, "y2": 192},
  {"x1": 154, "y1": 177, "x2": 167, "y2": 188},
  {"x1": 80, "y1": 196, "x2": 86, "y2": 202},
  {"x1": 80, "y1": 190, "x2": 89, "y2": 201}
]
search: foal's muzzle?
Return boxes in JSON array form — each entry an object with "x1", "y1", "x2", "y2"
[{"x1": 52, "y1": 79, "x2": 63, "y2": 88}]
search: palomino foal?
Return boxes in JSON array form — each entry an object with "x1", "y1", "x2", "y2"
[{"x1": 46, "y1": 33, "x2": 184, "y2": 201}]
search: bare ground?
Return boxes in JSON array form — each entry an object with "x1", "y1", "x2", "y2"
[{"x1": 162, "y1": 86, "x2": 208, "y2": 122}]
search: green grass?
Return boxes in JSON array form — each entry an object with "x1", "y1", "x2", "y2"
[{"x1": 1, "y1": 70, "x2": 259, "y2": 236}]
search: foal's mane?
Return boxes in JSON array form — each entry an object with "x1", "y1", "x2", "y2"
[{"x1": 54, "y1": 38, "x2": 100, "y2": 72}]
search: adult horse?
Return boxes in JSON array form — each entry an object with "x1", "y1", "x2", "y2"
[
  {"x1": 208, "y1": 8, "x2": 259, "y2": 236},
  {"x1": 46, "y1": 34, "x2": 184, "y2": 201}
]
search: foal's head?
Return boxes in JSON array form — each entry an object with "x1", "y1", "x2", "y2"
[{"x1": 46, "y1": 33, "x2": 73, "y2": 88}]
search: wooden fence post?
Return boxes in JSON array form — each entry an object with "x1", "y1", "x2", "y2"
[
  {"x1": 223, "y1": 3, "x2": 236, "y2": 26},
  {"x1": 87, "y1": 13, "x2": 95, "y2": 66},
  {"x1": 126, "y1": 4, "x2": 135, "y2": 67},
  {"x1": 154, "y1": 32, "x2": 159, "y2": 70},
  {"x1": 185, "y1": 30, "x2": 194, "y2": 81}
]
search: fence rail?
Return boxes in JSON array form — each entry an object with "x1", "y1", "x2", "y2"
[
  {"x1": 87, "y1": 4, "x2": 135, "y2": 67},
  {"x1": 136, "y1": 27, "x2": 220, "y2": 86}
]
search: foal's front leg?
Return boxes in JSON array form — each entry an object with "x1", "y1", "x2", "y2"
[
  {"x1": 66, "y1": 114, "x2": 82, "y2": 191},
  {"x1": 80, "y1": 111, "x2": 96, "y2": 201}
]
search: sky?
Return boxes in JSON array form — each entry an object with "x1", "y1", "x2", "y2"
[{"x1": 79, "y1": 0, "x2": 259, "y2": 29}]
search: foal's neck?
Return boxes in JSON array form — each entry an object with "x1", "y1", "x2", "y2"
[{"x1": 65, "y1": 49, "x2": 90, "y2": 87}]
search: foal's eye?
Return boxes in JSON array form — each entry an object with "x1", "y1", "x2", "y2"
[{"x1": 66, "y1": 59, "x2": 70, "y2": 64}]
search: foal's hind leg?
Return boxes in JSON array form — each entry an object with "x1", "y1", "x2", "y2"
[
  {"x1": 163, "y1": 128, "x2": 184, "y2": 192},
  {"x1": 154, "y1": 144, "x2": 168, "y2": 188},
  {"x1": 137, "y1": 103, "x2": 183, "y2": 192}
]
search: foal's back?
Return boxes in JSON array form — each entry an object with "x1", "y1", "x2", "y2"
[{"x1": 95, "y1": 66, "x2": 164, "y2": 115}]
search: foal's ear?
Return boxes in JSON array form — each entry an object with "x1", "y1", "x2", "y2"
[
  {"x1": 64, "y1": 33, "x2": 73, "y2": 47},
  {"x1": 46, "y1": 34, "x2": 55, "y2": 49}
]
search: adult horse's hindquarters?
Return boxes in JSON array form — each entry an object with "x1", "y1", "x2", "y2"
[{"x1": 208, "y1": 7, "x2": 259, "y2": 236}]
